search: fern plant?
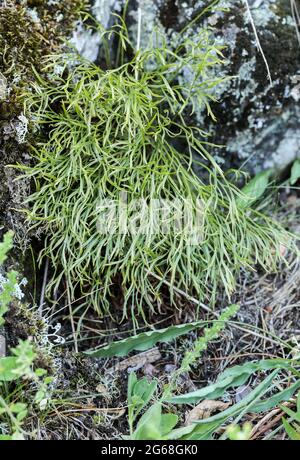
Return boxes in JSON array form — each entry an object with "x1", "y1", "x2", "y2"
[{"x1": 18, "y1": 14, "x2": 295, "y2": 319}]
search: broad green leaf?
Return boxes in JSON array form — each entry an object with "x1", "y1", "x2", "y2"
[
  {"x1": 133, "y1": 378, "x2": 155, "y2": 401},
  {"x1": 85, "y1": 320, "x2": 208, "y2": 358},
  {"x1": 131, "y1": 377, "x2": 157, "y2": 419},
  {"x1": 128, "y1": 372, "x2": 157, "y2": 426},
  {"x1": 290, "y1": 159, "x2": 300, "y2": 185},
  {"x1": 237, "y1": 169, "x2": 273, "y2": 209},
  {"x1": 181, "y1": 422, "x2": 219, "y2": 441},
  {"x1": 252, "y1": 381, "x2": 300, "y2": 413},
  {"x1": 16, "y1": 410, "x2": 28, "y2": 422},
  {"x1": 0, "y1": 357, "x2": 18, "y2": 382},
  {"x1": 167, "y1": 358, "x2": 296, "y2": 404},
  {"x1": 10, "y1": 403, "x2": 27, "y2": 414},
  {"x1": 168, "y1": 421, "x2": 219, "y2": 440},
  {"x1": 160, "y1": 414, "x2": 178, "y2": 436},
  {"x1": 167, "y1": 424, "x2": 199, "y2": 440},
  {"x1": 127, "y1": 372, "x2": 138, "y2": 404},
  {"x1": 132, "y1": 403, "x2": 163, "y2": 440}
]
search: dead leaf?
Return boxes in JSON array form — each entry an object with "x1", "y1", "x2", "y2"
[
  {"x1": 185, "y1": 400, "x2": 231, "y2": 425},
  {"x1": 109, "y1": 347, "x2": 161, "y2": 373},
  {"x1": 96, "y1": 383, "x2": 109, "y2": 396},
  {"x1": 143, "y1": 363, "x2": 158, "y2": 377}
]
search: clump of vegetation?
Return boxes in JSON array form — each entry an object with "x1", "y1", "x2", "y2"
[
  {"x1": 118, "y1": 303, "x2": 300, "y2": 440},
  {"x1": 0, "y1": 232, "x2": 51, "y2": 440},
  {"x1": 19, "y1": 13, "x2": 296, "y2": 319},
  {"x1": 126, "y1": 304, "x2": 239, "y2": 440}
]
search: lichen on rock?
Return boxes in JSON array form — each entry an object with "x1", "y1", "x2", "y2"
[
  {"x1": 176, "y1": 0, "x2": 300, "y2": 174},
  {"x1": 116, "y1": 0, "x2": 300, "y2": 175}
]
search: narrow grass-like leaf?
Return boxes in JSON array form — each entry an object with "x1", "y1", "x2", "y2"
[
  {"x1": 252, "y1": 381, "x2": 300, "y2": 413},
  {"x1": 168, "y1": 421, "x2": 220, "y2": 441},
  {"x1": 167, "y1": 359, "x2": 295, "y2": 404},
  {"x1": 282, "y1": 418, "x2": 300, "y2": 440},
  {"x1": 193, "y1": 370, "x2": 279, "y2": 425},
  {"x1": 280, "y1": 397, "x2": 300, "y2": 423}
]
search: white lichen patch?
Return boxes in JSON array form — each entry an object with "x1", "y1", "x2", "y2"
[
  {"x1": 71, "y1": 23, "x2": 102, "y2": 62},
  {"x1": 0, "y1": 72, "x2": 7, "y2": 100},
  {"x1": 0, "y1": 273, "x2": 27, "y2": 300},
  {"x1": 235, "y1": 57, "x2": 258, "y2": 103},
  {"x1": 129, "y1": 0, "x2": 164, "y2": 50},
  {"x1": 245, "y1": 0, "x2": 278, "y2": 27},
  {"x1": 15, "y1": 114, "x2": 29, "y2": 144},
  {"x1": 227, "y1": 105, "x2": 300, "y2": 172},
  {"x1": 3, "y1": 113, "x2": 29, "y2": 144},
  {"x1": 92, "y1": 0, "x2": 123, "y2": 29},
  {"x1": 263, "y1": 127, "x2": 300, "y2": 170},
  {"x1": 26, "y1": 7, "x2": 40, "y2": 24}
]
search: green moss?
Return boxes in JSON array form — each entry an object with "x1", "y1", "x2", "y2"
[
  {"x1": 0, "y1": 0, "x2": 87, "y2": 110},
  {"x1": 5, "y1": 301, "x2": 47, "y2": 346},
  {"x1": 0, "y1": 1, "x2": 87, "y2": 290}
]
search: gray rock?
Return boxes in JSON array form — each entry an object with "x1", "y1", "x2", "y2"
[
  {"x1": 90, "y1": 0, "x2": 300, "y2": 174},
  {"x1": 203, "y1": 0, "x2": 300, "y2": 174}
]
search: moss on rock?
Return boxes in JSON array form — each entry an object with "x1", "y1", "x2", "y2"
[{"x1": 0, "y1": 0, "x2": 86, "y2": 240}]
